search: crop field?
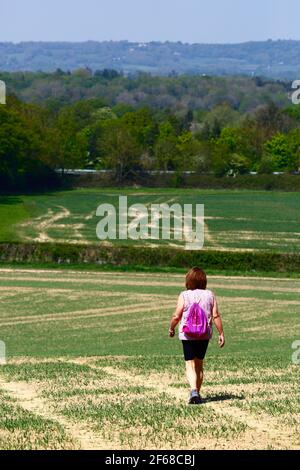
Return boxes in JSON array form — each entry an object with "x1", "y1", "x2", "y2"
[
  {"x1": 1, "y1": 188, "x2": 300, "y2": 252},
  {"x1": 0, "y1": 267, "x2": 299, "y2": 450}
]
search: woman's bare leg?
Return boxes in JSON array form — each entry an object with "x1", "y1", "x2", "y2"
[
  {"x1": 185, "y1": 360, "x2": 197, "y2": 391},
  {"x1": 194, "y1": 359, "x2": 204, "y2": 393},
  {"x1": 186, "y1": 359, "x2": 204, "y2": 391}
]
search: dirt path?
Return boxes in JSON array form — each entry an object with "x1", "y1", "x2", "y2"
[
  {"x1": 0, "y1": 377, "x2": 115, "y2": 450},
  {"x1": 1, "y1": 358, "x2": 299, "y2": 450},
  {"x1": 98, "y1": 364, "x2": 299, "y2": 450}
]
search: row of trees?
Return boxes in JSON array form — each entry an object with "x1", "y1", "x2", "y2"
[{"x1": 1, "y1": 94, "x2": 300, "y2": 190}]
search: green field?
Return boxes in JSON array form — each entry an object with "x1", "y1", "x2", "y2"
[
  {"x1": 1, "y1": 187, "x2": 299, "y2": 449},
  {"x1": 0, "y1": 267, "x2": 299, "y2": 450},
  {"x1": 1, "y1": 188, "x2": 300, "y2": 252}
]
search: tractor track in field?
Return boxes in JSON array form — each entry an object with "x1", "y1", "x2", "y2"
[
  {"x1": 0, "y1": 300, "x2": 174, "y2": 326},
  {"x1": 91, "y1": 362, "x2": 299, "y2": 450},
  {"x1": 1, "y1": 358, "x2": 299, "y2": 450},
  {"x1": 1, "y1": 268, "x2": 299, "y2": 285},
  {"x1": 1, "y1": 272, "x2": 300, "y2": 294},
  {"x1": 17, "y1": 205, "x2": 93, "y2": 244},
  {"x1": 0, "y1": 377, "x2": 116, "y2": 450},
  {"x1": 18, "y1": 206, "x2": 71, "y2": 243},
  {"x1": 1, "y1": 265, "x2": 299, "y2": 450}
]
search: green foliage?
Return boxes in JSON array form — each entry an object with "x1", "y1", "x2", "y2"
[
  {"x1": 0, "y1": 98, "x2": 58, "y2": 191},
  {"x1": 1, "y1": 72, "x2": 300, "y2": 190},
  {"x1": 263, "y1": 134, "x2": 291, "y2": 171},
  {"x1": 287, "y1": 129, "x2": 300, "y2": 170},
  {"x1": 199, "y1": 103, "x2": 240, "y2": 139},
  {"x1": 176, "y1": 132, "x2": 203, "y2": 171},
  {"x1": 262, "y1": 132, "x2": 300, "y2": 172},
  {"x1": 0, "y1": 71, "x2": 290, "y2": 113},
  {"x1": 1, "y1": 242, "x2": 300, "y2": 273},
  {"x1": 99, "y1": 118, "x2": 143, "y2": 181},
  {"x1": 154, "y1": 132, "x2": 178, "y2": 171},
  {"x1": 211, "y1": 128, "x2": 251, "y2": 176}
]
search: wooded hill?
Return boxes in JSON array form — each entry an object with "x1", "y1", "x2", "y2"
[{"x1": 1, "y1": 40, "x2": 300, "y2": 78}]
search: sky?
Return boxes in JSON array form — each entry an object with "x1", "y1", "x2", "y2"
[{"x1": 0, "y1": 0, "x2": 299, "y2": 44}]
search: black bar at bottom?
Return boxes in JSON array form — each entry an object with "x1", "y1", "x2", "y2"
[{"x1": 0, "y1": 450, "x2": 299, "y2": 467}]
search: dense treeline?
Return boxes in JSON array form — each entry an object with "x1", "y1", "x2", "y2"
[
  {"x1": 0, "y1": 70, "x2": 290, "y2": 112},
  {"x1": 1, "y1": 40, "x2": 300, "y2": 78},
  {"x1": 0, "y1": 96, "x2": 59, "y2": 191},
  {"x1": 1, "y1": 71, "x2": 300, "y2": 191}
]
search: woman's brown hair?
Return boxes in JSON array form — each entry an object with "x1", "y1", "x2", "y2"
[{"x1": 185, "y1": 267, "x2": 207, "y2": 290}]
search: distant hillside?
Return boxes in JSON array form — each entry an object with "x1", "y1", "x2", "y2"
[{"x1": 0, "y1": 40, "x2": 300, "y2": 78}]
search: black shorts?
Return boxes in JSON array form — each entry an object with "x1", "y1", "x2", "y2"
[{"x1": 182, "y1": 340, "x2": 209, "y2": 361}]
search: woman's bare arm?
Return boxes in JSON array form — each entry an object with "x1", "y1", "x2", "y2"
[
  {"x1": 169, "y1": 294, "x2": 184, "y2": 337},
  {"x1": 212, "y1": 295, "x2": 225, "y2": 348}
]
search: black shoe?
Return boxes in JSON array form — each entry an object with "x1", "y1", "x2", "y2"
[{"x1": 188, "y1": 390, "x2": 202, "y2": 405}]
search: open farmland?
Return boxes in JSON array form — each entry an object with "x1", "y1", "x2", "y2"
[
  {"x1": 0, "y1": 189, "x2": 300, "y2": 252},
  {"x1": 0, "y1": 267, "x2": 299, "y2": 450}
]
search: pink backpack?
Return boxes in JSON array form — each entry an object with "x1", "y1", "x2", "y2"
[{"x1": 182, "y1": 301, "x2": 209, "y2": 339}]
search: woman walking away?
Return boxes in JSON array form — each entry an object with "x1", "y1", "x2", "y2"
[{"x1": 169, "y1": 267, "x2": 225, "y2": 405}]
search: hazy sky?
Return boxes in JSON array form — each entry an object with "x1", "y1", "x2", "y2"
[{"x1": 1, "y1": 0, "x2": 299, "y2": 43}]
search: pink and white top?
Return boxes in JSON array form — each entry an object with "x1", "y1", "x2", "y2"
[{"x1": 179, "y1": 289, "x2": 214, "y2": 341}]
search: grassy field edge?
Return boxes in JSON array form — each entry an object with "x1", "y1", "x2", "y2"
[{"x1": 0, "y1": 260, "x2": 300, "y2": 279}]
